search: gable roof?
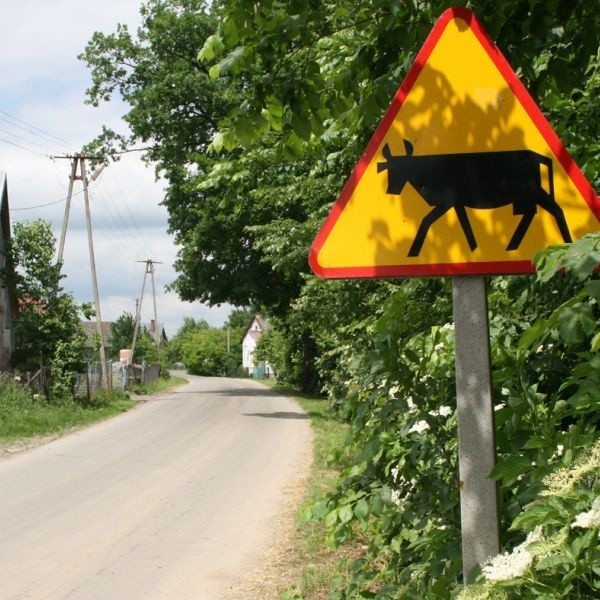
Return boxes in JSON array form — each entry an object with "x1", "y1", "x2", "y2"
[
  {"x1": 241, "y1": 314, "x2": 270, "y2": 344},
  {"x1": 81, "y1": 321, "x2": 113, "y2": 348}
]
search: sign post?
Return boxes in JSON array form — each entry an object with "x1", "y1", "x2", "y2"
[
  {"x1": 452, "y1": 276, "x2": 499, "y2": 579},
  {"x1": 309, "y1": 6, "x2": 600, "y2": 582}
]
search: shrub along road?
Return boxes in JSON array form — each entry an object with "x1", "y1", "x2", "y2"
[{"x1": 0, "y1": 374, "x2": 312, "y2": 599}]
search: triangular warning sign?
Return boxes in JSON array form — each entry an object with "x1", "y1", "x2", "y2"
[{"x1": 309, "y1": 7, "x2": 600, "y2": 278}]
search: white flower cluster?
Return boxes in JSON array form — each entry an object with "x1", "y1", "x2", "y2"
[
  {"x1": 429, "y1": 405, "x2": 453, "y2": 417},
  {"x1": 536, "y1": 342, "x2": 554, "y2": 354},
  {"x1": 390, "y1": 489, "x2": 402, "y2": 506},
  {"x1": 481, "y1": 528, "x2": 541, "y2": 582},
  {"x1": 572, "y1": 496, "x2": 600, "y2": 529},
  {"x1": 550, "y1": 444, "x2": 564, "y2": 461},
  {"x1": 388, "y1": 384, "x2": 401, "y2": 399},
  {"x1": 408, "y1": 420, "x2": 430, "y2": 434},
  {"x1": 389, "y1": 465, "x2": 416, "y2": 507}
]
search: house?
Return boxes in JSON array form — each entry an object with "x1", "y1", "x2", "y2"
[
  {"x1": 81, "y1": 321, "x2": 113, "y2": 361},
  {"x1": 0, "y1": 174, "x2": 15, "y2": 370},
  {"x1": 241, "y1": 315, "x2": 273, "y2": 377}
]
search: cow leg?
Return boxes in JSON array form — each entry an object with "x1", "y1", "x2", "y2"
[
  {"x1": 409, "y1": 204, "x2": 451, "y2": 257},
  {"x1": 507, "y1": 211, "x2": 535, "y2": 250},
  {"x1": 536, "y1": 195, "x2": 573, "y2": 243},
  {"x1": 454, "y1": 204, "x2": 477, "y2": 251}
]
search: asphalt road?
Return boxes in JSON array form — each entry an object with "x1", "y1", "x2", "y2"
[{"x1": 0, "y1": 374, "x2": 312, "y2": 599}]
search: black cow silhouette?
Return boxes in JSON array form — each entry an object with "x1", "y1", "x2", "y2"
[{"x1": 377, "y1": 140, "x2": 572, "y2": 257}]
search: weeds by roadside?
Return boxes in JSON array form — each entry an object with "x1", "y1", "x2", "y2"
[
  {"x1": 0, "y1": 372, "x2": 188, "y2": 443},
  {"x1": 0, "y1": 375, "x2": 135, "y2": 441}
]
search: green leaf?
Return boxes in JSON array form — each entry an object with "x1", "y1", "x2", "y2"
[
  {"x1": 518, "y1": 319, "x2": 548, "y2": 351},
  {"x1": 511, "y1": 501, "x2": 561, "y2": 530},
  {"x1": 210, "y1": 131, "x2": 224, "y2": 153},
  {"x1": 213, "y1": 46, "x2": 247, "y2": 78},
  {"x1": 585, "y1": 280, "x2": 600, "y2": 300},
  {"x1": 325, "y1": 508, "x2": 339, "y2": 528},
  {"x1": 291, "y1": 113, "x2": 312, "y2": 141},
  {"x1": 354, "y1": 498, "x2": 370, "y2": 522},
  {"x1": 339, "y1": 504, "x2": 353, "y2": 524},
  {"x1": 198, "y1": 33, "x2": 224, "y2": 63},
  {"x1": 557, "y1": 302, "x2": 596, "y2": 344},
  {"x1": 490, "y1": 454, "x2": 532, "y2": 486}
]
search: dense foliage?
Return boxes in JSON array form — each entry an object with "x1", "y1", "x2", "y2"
[
  {"x1": 82, "y1": 0, "x2": 600, "y2": 596},
  {"x1": 166, "y1": 311, "x2": 248, "y2": 376}
]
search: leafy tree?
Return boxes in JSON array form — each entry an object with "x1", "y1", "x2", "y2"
[
  {"x1": 82, "y1": 0, "x2": 600, "y2": 324},
  {"x1": 109, "y1": 312, "x2": 135, "y2": 360},
  {"x1": 181, "y1": 327, "x2": 230, "y2": 376},
  {"x1": 80, "y1": 0, "x2": 300, "y2": 311},
  {"x1": 224, "y1": 307, "x2": 252, "y2": 330},
  {"x1": 133, "y1": 329, "x2": 161, "y2": 364},
  {"x1": 106, "y1": 311, "x2": 160, "y2": 364},
  {"x1": 3, "y1": 220, "x2": 88, "y2": 401},
  {"x1": 165, "y1": 316, "x2": 209, "y2": 365}
]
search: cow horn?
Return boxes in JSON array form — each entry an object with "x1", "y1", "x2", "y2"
[
  {"x1": 404, "y1": 139, "x2": 414, "y2": 156},
  {"x1": 382, "y1": 143, "x2": 392, "y2": 161}
]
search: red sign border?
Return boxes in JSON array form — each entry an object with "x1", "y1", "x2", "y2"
[{"x1": 309, "y1": 6, "x2": 600, "y2": 279}]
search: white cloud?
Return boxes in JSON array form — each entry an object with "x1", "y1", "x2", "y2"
[
  {"x1": 0, "y1": 1, "x2": 232, "y2": 336},
  {"x1": 0, "y1": 1, "x2": 142, "y2": 87}
]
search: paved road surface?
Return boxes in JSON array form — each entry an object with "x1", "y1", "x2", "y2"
[{"x1": 0, "y1": 375, "x2": 312, "y2": 599}]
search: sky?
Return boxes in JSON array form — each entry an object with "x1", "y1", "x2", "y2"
[{"x1": 0, "y1": 0, "x2": 232, "y2": 338}]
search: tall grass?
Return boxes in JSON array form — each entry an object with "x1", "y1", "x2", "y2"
[{"x1": 0, "y1": 375, "x2": 134, "y2": 440}]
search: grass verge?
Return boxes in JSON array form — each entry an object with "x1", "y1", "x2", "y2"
[
  {"x1": 0, "y1": 372, "x2": 188, "y2": 442},
  {"x1": 258, "y1": 381, "x2": 354, "y2": 599},
  {"x1": 129, "y1": 374, "x2": 188, "y2": 396}
]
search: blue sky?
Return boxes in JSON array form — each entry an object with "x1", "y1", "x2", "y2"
[{"x1": 0, "y1": 1, "x2": 232, "y2": 337}]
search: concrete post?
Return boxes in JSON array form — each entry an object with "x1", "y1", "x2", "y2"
[{"x1": 452, "y1": 276, "x2": 500, "y2": 582}]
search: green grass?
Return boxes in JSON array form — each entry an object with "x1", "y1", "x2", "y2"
[
  {"x1": 0, "y1": 396, "x2": 135, "y2": 440},
  {"x1": 0, "y1": 373, "x2": 188, "y2": 442},
  {"x1": 129, "y1": 374, "x2": 188, "y2": 396}
]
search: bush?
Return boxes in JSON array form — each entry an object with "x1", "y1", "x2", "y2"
[{"x1": 308, "y1": 234, "x2": 600, "y2": 597}]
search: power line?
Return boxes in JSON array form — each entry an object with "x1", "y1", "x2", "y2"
[
  {"x1": 0, "y1": 127, "x2": 63, "y2": 155},
  {"x1": 105, "y1": 168, "x2": 158, "y2": 256},
  {"x1": 0, "y1": 108, "x2": 79, "y2": 150},
  {"x1": 10, "y1": 188, "x2": 85, "y2": 212},
  {"x1": 89, "y1": 183, "x2": 154, "y2": 260},
  {"x1": 0, "y1": 135, "x2": 49, "y2": 157}
]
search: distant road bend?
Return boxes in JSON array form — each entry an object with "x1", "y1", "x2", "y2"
[{"x1": 0, "y1": 375, "x2": 312, "y2": 599}]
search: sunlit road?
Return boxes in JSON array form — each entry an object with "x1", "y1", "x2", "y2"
[{"x1": 0, "y1": 375, "x2": 312, "y2": 599}]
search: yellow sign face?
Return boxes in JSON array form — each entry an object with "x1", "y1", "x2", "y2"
[{"x1": 310, "y1": 8, "x2": 600, "y2": 278}]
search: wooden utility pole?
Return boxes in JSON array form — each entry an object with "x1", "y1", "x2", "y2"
[
  {"x1": 131, "y1": 259, "x2": 162, "y2": 359},
  {"x1": 150, "y1": 260, "x2": 160, "y2": 349},
  {"x1": 56, "y1": 154, "x2": 109, "y2": 395}
]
